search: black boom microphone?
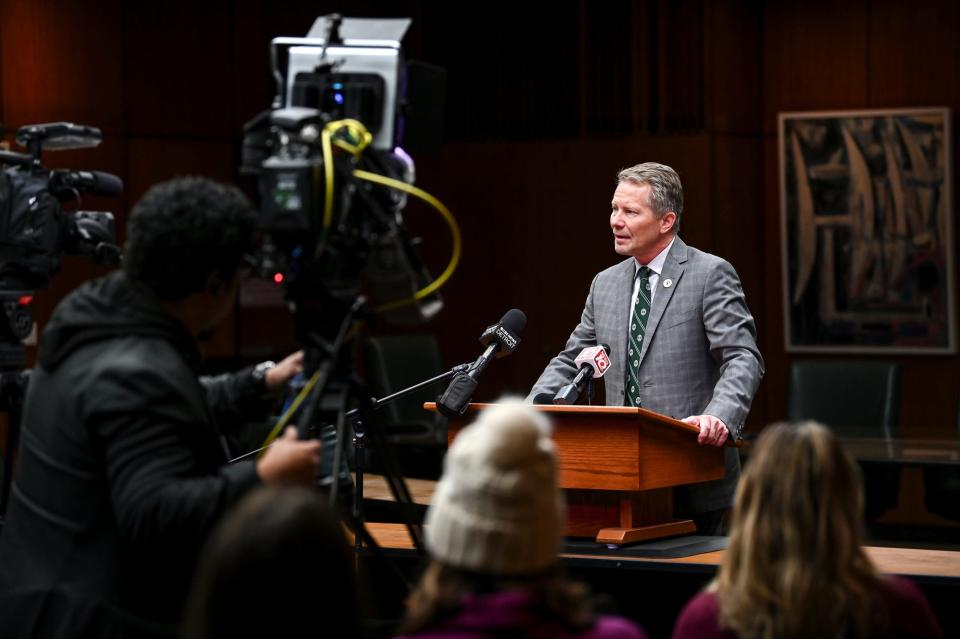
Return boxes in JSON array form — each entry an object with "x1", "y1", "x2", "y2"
[{"x1": 437, "y1": 308, "x2": 526, "y2": 417}]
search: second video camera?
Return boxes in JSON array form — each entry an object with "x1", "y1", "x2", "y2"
[{"x1": 0, "y1": 122, "x2": 122, "y2": 292}]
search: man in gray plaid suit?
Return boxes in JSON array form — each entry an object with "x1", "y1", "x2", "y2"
[{"x1": 527, "y1": 162, "x2": 764, "y2": 534}]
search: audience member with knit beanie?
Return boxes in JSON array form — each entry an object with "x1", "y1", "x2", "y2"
[
  {"x1": 395, "y1": 399, "x2": 647, "y2": 639},
  {"x1": 672, "y1": 421, "x2": 942, "y2": 639}
]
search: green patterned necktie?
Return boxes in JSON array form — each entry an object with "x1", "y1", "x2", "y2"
[{"x1": 626, "y1": 266, "x2": 652, "y2": 407}]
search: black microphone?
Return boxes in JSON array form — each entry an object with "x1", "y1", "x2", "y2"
[
  {"x1": 553, "y1": 344, "x2": 611, "y2": 405},
  {"x1": 50, "y1": 169, "x2": 123, "y2": 197},
  {"x1": 468, "y1": 308, "x2": 525, "y2": 379},
  {"x1": 437, "y1": 308, "x2": 526, "y2": 417}
]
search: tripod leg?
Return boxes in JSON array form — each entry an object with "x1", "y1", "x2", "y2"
[{"x1": 0, "y1": 374, "x2": 25, "y2": 518}]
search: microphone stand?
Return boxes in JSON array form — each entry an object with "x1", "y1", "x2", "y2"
[
  {"x1": 347, "y1": 362, "x2": 470, "y2": 558},
  {"x1": 552, "y1": 369, "x2": 597, "y2": 406}
]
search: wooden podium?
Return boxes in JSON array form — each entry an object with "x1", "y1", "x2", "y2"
[{"x1": 426, "y1": 402, "x2": 726, "y2": 545}]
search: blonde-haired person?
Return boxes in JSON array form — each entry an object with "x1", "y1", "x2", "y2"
[
  {"x1": 672, "y1": 421, "x2": 941, "y2": 639},
  {"x1": 396, "y1": 400, "x2": 647, "y2": 639}
]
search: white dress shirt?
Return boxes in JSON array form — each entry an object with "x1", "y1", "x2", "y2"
[{"x1": 631, "y1": 237, "x2": 675, "y2": 309}]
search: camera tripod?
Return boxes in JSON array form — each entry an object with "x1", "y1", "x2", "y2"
[
  {"x1": 0, "y1": 291, "x2": 33, "y2": 522},
  {"x1": 293, "y1": 296, "x2": 433, "y2": 555},
  {"x1": 229, "y1": 294, "x2": 441, "y2": 568}
]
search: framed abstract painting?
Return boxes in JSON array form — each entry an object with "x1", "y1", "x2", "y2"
[{"x1": 779, "y1": 107, "x2": 955, "y2": 353}]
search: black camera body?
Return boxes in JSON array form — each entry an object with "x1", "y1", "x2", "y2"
[
  {"x1": 0, "y1": 122, "x2": 122, "y2": 291},
  {"x1": 0, "y1": 122, "x2": 122, "y2": 352}
]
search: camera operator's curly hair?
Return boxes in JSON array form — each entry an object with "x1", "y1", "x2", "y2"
[{"x1": 124, "y1": 177, "x2": 257, "y2": 300}]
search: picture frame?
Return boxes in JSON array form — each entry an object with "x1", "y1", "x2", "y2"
[{"x1": 779, "y1": 107, "x2": 955, "y2": 353}]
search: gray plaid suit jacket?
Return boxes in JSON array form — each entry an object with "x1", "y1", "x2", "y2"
[{"x1": 527, "y1": 236, "x2": 764, "y2": 513}]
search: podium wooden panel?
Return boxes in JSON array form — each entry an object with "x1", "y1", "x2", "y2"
[{"x1": 425, "y1": 403, "x2": 726, "y2": 545}]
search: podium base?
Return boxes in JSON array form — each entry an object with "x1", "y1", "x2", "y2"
[{"x1": 596, "y1": 518, "x2": 696, "y2": 545}]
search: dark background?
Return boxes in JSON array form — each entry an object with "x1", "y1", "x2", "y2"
[{"x1": 2, "y1": 0, "x2": 958, "y2": 441}]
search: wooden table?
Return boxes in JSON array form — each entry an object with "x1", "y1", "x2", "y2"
[
  {"x1": 740, "y1": 436, "x2": 960, "y2": 467},
  {"x1": 361, "y1": 472, "x2": 960, "y2": 579},
  {"x1": 839, "y1": 438, "x2": 960, "y2": 466},
  {"x1": 364, "y1": 522, "x2": 960, "y2": 580},
  {"x1": 358, "y1": 473, "x2": 435, "y2": 505}
]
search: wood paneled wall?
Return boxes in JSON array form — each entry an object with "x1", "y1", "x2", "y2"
[
  {"x1": 1, "y1": 0, "x2": 957, "y2": 435},
  {"x1": 760, "y1": 0, "x2": 960, "y2": 435}
]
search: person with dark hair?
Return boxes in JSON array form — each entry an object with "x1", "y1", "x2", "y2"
[
  {"x1": 183, "y1": 485, "x2": 361, "y2": 639},
  {"x1": 527, "y1": 162, "x2": 763, "y2": 535},
  {"x1": 396, "y1": 400, "x2": 647, "y2": 639},
  {"x1": 672, "y1": 421, "x2": 942, "y2": 639},
  {"x1": 0, "y1": 177, "x2": 321, "y2": 638}
]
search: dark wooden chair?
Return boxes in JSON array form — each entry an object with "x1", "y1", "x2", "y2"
[
  {"x1": 787, "y1": 360, "x2": 901, "y2": 520},
  {"x1": 362, "y1": 335, "x2": 448, "y2": 479}
]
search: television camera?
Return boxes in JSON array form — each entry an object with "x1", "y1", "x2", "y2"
[
  {"x1": 0, "y1": 122, "x2": 123, "y2": 365},
  {"x1": 241, "y1": 15, "x2": 450, "y2": 344},
  {"x1": 0, "y1": 121, "x2": 122, "y2": 515},
  {"x1": 239, "y1": 15, "x2": 454, "y2": 518},
  {"x1": 0, "y1": 122, "x2": 122, "y2": 347}
]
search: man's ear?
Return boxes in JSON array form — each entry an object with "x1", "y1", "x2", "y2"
[{"x1": 660, "y1": 211, "x2": 677, "y2": 234}]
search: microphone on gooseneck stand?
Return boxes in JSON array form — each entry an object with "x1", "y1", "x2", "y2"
[
  {"x1": 552, "y1": 344, "x2": 611, "y2": 405},
  {"x1": 467, "y1": 308, "x2": 526, "y2": 379},
  {"x1": 437, "y1": 308, "x2": 527, "y2": 417}
]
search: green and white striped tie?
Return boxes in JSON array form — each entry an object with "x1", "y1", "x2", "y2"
[{"x1": 626, "y1": 266, "x2": 652, "y2": 407}]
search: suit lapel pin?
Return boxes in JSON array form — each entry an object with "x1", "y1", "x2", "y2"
[{"x1": 663, "y1": 278, "x2": 673, "y2": 288}]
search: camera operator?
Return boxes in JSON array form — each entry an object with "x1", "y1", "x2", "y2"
[{"x1": 0, "y1": 177, "x2": 320, "y2": 637}]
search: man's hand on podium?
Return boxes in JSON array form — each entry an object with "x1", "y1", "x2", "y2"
[{"x1": 682, "y1": 414, "x2": 729, "y2": 447}]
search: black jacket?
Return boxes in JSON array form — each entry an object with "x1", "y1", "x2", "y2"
[{"x1": 0, "y1": 271, "x2": 269, "y2": 637}]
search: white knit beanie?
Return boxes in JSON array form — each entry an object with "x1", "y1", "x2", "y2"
[{"x1": 424, "y1": 399, "x2": 565, "y2": 575}]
